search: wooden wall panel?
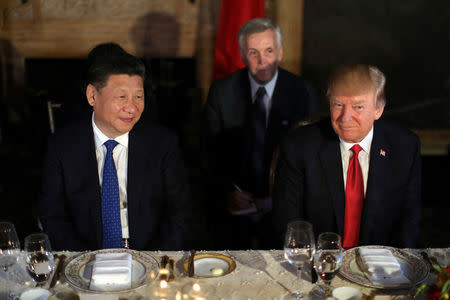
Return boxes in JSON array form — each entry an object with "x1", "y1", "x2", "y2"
[{"x1": 0, "y1": 0, "x2": 199, "y2": 58}]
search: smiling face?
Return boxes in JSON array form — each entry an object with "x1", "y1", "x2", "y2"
[
  {"x1": 86, "y1": 74, "x2": 144, "y2": 138},
  {"x1": 329, "y1": 91, "x2": 384, "y2": 143},
  {"x1": 242, "y1": 29, "x2": 283, "y2": 85}
]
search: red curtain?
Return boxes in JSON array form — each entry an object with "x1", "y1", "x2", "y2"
[{"x1": 212, "y1": 0, "x2": 265, "y2": 81}]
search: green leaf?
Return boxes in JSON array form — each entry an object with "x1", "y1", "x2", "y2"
[
  {"x1": 415, "y1": 284, "x2": 427, "y2": 296},
  {"x1": 433, "y1": 264, "x2": 444, "y2": 273},
  {"x1": 441, "y1": 280, "x2": 450, "y2": 297}
]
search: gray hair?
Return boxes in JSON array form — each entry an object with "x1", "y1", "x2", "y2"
[
  {"x1": 238, "y1": 18, "x2": 282, "y2": 54},
  {"x1": 368, "y1": 65, "x2": 386, "y2": 108}
]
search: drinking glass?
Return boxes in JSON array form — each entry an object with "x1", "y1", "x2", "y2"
[
  {"x1": 313, "y1": 232, "x2": 342, "y2": 297},
  {"x1": 0, "y1": 222, "x2": 21, "y2": 272},
  {"x1": 24, "y1": 233, "x2": 55, "y2": 285},
  {"x1": 283, "y1": 220, "x2": 316, "y2": 300}
]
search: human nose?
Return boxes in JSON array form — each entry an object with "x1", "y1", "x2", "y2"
[
  {"x1": 256, "y1": 53, "x2": 266, "y2": 65},
  {"x1": 122, "y1": 97, "x2": 137, "y2": 114},
  {"x1": 340, "y1": 106, "x2": 353, "y2": 121}
]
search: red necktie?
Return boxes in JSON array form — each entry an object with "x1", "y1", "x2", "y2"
[{"x1": 343, "y1": 144, "x2": 364, "y2": 249}]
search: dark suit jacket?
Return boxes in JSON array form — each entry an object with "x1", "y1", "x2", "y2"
[
  {"x1": 38, "y1": 115, "x2": 191, "y2": 251},
  {"x1": 202, "y1": 67, "x2": 317, "y2": 200},
  {"x1": 272, "y1": 118, "x2": 422, "y2": 248}
]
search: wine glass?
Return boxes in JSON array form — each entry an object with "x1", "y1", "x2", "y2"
[
  {"x1": 0, "y1": 222, "x2": 24, "y2": 299},
  {"x1": 0, "y1": 222, "x2": 21, "y2": 272},
  {"x1": 283, "y1": 220, "x2": 316, "y2": 300},
  {"x1": 313, "y1": 232, "x2": 342, "y2": 297},
  {"x1": 24, "y1": 233, "x2": 55, "y2": 285}
]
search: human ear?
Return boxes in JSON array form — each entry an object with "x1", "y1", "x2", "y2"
[
  {"x1": 86, "y1": 84, "x2": 97, "y2": 107},
  {"x1": 374, "y1": 105, "x2": 384, "y2": 120}
]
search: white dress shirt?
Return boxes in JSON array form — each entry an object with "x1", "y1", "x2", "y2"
[
  {"x1": 248, "y1": 70, "x2": 279, "y2": 127},
  {"x1": 92, "y1": 113, "x2": 130, "y2": 239},
  {"x1": 339, "y1": 127, "x2": 374, "y2": 195}
]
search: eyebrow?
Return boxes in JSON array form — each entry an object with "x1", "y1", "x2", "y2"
[
  {"x1": 331, "y1": 97, "x2": 367, "y2": 104},
  {"x1": 351, "y1": 100, "x2": 366, "y2": 105}
]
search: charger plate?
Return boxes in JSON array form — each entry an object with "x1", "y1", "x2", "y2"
[
  {"x1": 65, "y1": 249, "x2": 159, "y2": 293},
  {"x1": 183, "y1": 253, "x2": 236, "y2": 278},
  {"x1": 339, "y1": 246, "x2": 429, "y2": 289}
]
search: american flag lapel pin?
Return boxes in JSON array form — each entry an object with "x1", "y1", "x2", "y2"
[{"x1": 380, "y1": 149, "x2": 386, "y2": 157}]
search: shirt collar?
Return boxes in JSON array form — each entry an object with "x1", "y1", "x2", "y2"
[
  {"x1": 339, "y1": 126, "x2": 374, "y2": 154},
  {"x1": 248, "y1": 68, "x2": 278, "y2": 100},
  {"x1": 92, "y1": 112, "x2": 129, "y2": 149}
]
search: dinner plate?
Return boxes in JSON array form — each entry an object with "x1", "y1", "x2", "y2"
[
  {"x1": 339, "y1": 246, "x2": 429, "y2": 289},
  {"x1": 183, "y1": 253, "x2": 236, "y2": 278},
  {"x1": 65, "y1": 249, "x2": 159, "y2": 293}
]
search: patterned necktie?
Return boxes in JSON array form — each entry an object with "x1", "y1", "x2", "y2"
[
  {"x1": 250, "y1": 86, "x2": 267, "y2": 194},
  {"x1": 343, "y1": 144, "x2": 365, "y2": 249},
  {"x1": 101, "y1": 140, "x2": 123, "y2": 249}
]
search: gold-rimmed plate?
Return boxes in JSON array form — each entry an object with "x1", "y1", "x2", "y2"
[
  {"x1": 339, "y1": 246, "x2": 429, "y2": 289},
  {"x1": 64, "y1": 249, "x2": 159, "y2": 293},
  {"x1": 183, "y1": 253, "x2": 236, "y2": 278}
]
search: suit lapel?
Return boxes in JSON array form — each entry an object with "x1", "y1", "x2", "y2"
[
  {"x1": 359, "y1": 123, "x2": 391, "y2": 244},
  {"x1": 84, "y1": 120, "x2": 103, "y2": 249},
  {"x1": 126, "y1": 127, "x2": 146, "y2": 247},
  {"x1": 267, "y1": 69, "x2": 286, "y2": 156},
  {"x1": 319, "y1": 129, "x2": 346, "y2": 237},
  {"x1": 235, "y1": 70, "x2": 254, "y2": 177}
]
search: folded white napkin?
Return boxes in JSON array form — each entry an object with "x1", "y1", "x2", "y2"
[
  {"x1": 358, "y1": 248, "x2": 410, "y2": 286},
  {"x1": 90, "y1": 253, "x2": 132, "y2": 292}
]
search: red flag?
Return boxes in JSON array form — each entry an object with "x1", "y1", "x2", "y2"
[{"x1": 212, "y1": 0, "x2": 265, "y2": 81}]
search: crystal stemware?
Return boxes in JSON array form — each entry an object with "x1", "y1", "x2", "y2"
[
  {"x1": 0, "y1": 222, "x2": 21, "y2": 273},
  {"x1": 283, "y1": 220, "x2": 316, "y2": 300},
  {"x1": 24, "y1": 233, "x2": 55, "y2": 285},
  {"x1": 313, "y1": 232, "x2": 342, "y2": 297}
]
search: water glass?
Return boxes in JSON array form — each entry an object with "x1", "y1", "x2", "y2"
[
  {"x1": 0, "y1": 222, "x2": 34, "y2": 299},
  {"x1": 24, "y1": 233, "x2": 55, "y2": 285},
  {"x1": 283, "y1": 220, "x2": 315, "y2": 300},
  {"x1": 313, "y1": 232, "x2": 342, "y2": 296},
  {"x1": 0, "y1": 222, "x2": 21, "y2": 272}
]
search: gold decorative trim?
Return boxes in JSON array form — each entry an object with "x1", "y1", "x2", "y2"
[{"x1": 182, "y1": 252, "x2": 236, "y2": 278}]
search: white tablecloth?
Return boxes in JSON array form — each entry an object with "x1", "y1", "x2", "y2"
[{"x1": 2, "y1": 248, "x2": 449, "y2": 300}]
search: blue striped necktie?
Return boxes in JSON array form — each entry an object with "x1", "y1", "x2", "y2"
[{"x1": 101, "y1": 140, "x2": 123, "y2": 249}]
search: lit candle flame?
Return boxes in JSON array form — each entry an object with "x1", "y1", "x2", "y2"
[
  {"x1": 193, "y1": 283, "x2": 201, "y2": 292},
  {"x1": 159, "y1": 280, "x2": 168, "y2": 288}
]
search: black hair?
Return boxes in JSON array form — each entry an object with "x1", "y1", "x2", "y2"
[{"x1": 86, "y1": 42, "x2": 146, "y2": 90}]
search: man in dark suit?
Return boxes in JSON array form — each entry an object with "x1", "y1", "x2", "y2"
[
  {"x1": 38, "y1": 43, "x2": 190, "y2": 251},
  {"x1": 273, "y1": 64, "x2": 421, "y2": 248},
  {"x1": 202, "y1": 18, "x2": 317, "y2": 249}
]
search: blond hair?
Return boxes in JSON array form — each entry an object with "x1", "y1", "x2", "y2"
[{"x1": 327, "y1": 64, "x2": 386, "y2": 108}]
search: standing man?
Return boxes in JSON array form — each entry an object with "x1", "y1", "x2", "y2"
[
  {"x1": 38, "y1": 43, "x2": 191, "y2": 251},
  {"x1": 203, "y1": 18, "x2": 317, "y2": 249},
  {"x1": 273, "y1": 64, "x2": 421, "y2": 248}
]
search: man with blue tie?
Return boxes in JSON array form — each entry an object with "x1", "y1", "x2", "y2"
[
  {"x1": 272, "y1": 64, "x2": 422, "y2": 248},
  {"x1": 38, "y1": 43, "x2": 191, "y2": 251}
]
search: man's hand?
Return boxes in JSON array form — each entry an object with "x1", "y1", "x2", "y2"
[{"x1": 227, "y1": 190, "x2": 254, "y2": 212}]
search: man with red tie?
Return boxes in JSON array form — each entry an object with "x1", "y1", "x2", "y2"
[{"x1": 272, "y1": 64, "x2": 422, "y2": 248}]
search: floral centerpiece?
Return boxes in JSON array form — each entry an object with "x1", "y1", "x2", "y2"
[{"x1": 416, "y1": 261, "x2": 450, "y2": 300}]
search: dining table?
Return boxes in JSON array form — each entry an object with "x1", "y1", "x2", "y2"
[{"x1": 1, "y1": 247, "x2": 449, "y2": 300}]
